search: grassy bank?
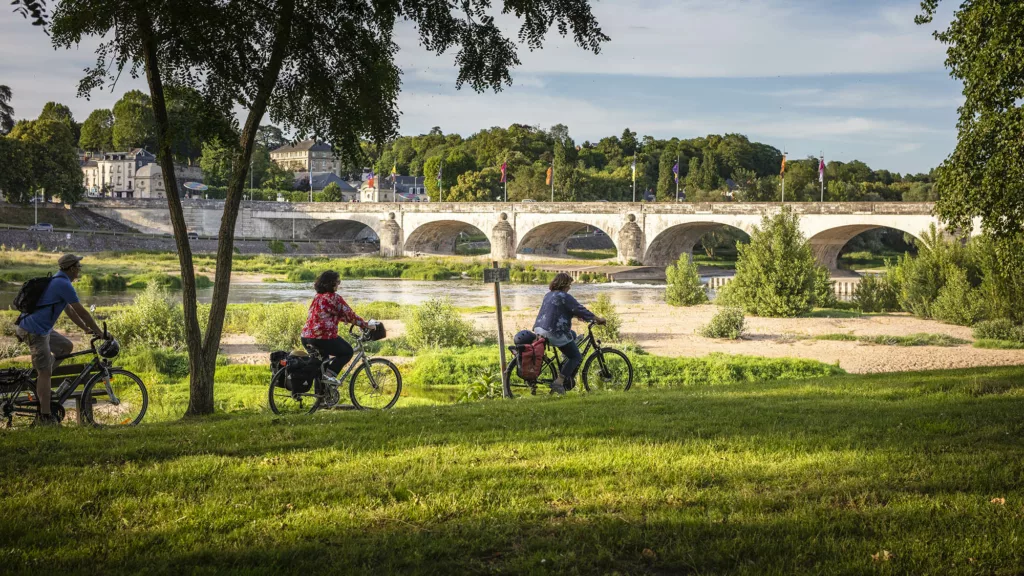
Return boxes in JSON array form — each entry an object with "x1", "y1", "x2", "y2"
[{"x1": 1, "y1": 365, "x2": 1022, "y2": 574}]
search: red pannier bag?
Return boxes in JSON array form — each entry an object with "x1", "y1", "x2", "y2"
[{"x1": 517, "y1": 338, "x2": 546, "y2": 381}]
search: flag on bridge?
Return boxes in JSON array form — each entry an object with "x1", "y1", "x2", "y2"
[
  {"x1": 436, "y1": 162, "x2": 442, "y2": 183},
  {"x1": 819, "y1": 156, "x2": 825, "y2": 183},
  {"x1": 672, "y1": 161, "x2": 679, "y2": 183},
  {"x1": 500, "y1": 162, "x2": 508, "y2": 183},
  {"x1": 367, "y1": 170, "x2": 375, "y2": 188},
  {"x1": 545, "y1": 165, "x2": 552, "y2": 186},
  {"x1": 780, "y1": 154, "x2": 787, "y2": 177},
  {"x1": 391, "y1": 163, "x2": 397, "y2": 180}
]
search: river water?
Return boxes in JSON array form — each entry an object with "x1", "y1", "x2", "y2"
[{"x1": 0, "y1": 279, "x2": 672, "y2": 310}]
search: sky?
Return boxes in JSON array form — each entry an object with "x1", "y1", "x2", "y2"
[{"x1": 0, "y1": 0, "x2": 960, "y2": 174}]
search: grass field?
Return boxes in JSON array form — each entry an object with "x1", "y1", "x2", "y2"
[{"x1": 1, "y1": 366, "x2": 1022, "y2": 574}]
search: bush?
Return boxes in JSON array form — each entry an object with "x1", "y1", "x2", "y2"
[
  {"x1": 268, "y1": 239, "x2": 286, "y2": 254},
  {"x1": 699, "y1": 307, "x2": 745, "y2": 339},
  {"x1": 665, "y1": 254, "x2": 708, "y2": 306},
  {"x1": 352, "y1": 301, "x2": 403, "y2": 320},
  {"x1": 718, "y1": 208, "x2": 819, "y2": 317},
  {"x1": 404, "y1": 348, "x2": 496, "y2": 388},
  {"x1": 403, "y1": 297, "x2": 474, "y2": 350},
  {"x1": 851, "y1": 274, "x2": 900, "y2": 313},
  {"x1": 931, "y1": 267, "x2": 986, "y2": 326},
  {"x1": 106, "y1": 285, "x2": 186, "y2": 349},
  {"x1": 630, "y1": 353, "x2": 845, "y2": 388},
  {"x1": 887, "y1": 224, "x2": 976, "y2": 319},
  {"x1": 127, "y1": 272, "x2": 182, "y2": 290},
  {"x1": 118, "y1": 347, "x2": 191, "y2": 378},
  {"x1": 286, "y1": 268, "x2": 316, "y2": 282},
  {"x1": 250, "y1": 303, "x2": 307, "y2": 351},
  {"x1": 194, "y1": 274, "x2": 214, "y2": 289},
  {"x1": 812, "y1": 266, "x2": 837, "y2": 308},
  {"x1": 78, "y1": 273, "x2": 128, "y2": 292},
  {"x1": 973, "y1": 233, "x2": 1024, "y2": 324},
  {"x1": 973, "y1": 319, "x2": 1024, "y2": 343},
  {"x1": 590, "y1": 293, "x2": 621, "y2": 342},
  {"x1": 0, "y1": 339, "x2": 28, "y2": 361}
]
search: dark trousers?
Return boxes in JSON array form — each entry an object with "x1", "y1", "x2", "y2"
[
  {"x1": 557, "y1": 340, "x2": 583, "y2": 381},
  {"x1": 301, "y1": 337, "x2": 353, "y2": 376}
]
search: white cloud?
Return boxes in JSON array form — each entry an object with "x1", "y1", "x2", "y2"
[{"x1": 758, "y1": 84, "x2": 963, "y2": 110}]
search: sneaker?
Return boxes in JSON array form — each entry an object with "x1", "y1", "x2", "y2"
[
  {"x1": 31, "y1": 414, "x2": 61, "y2": 428},
  {"x1": 549, "y1": 379, "x2": 566, "y2": 396}
]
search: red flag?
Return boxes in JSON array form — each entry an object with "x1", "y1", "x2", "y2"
[
  {"x1": 545, "y1": 166, "x2": 552, "y2": 186},
  {"x1": 500, "y1": 162, "x2": 507, "y2": 183}
]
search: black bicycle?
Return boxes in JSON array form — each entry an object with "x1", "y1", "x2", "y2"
[
  {"x1": 268, "y1": 323, "x2": 402, "y2": 415},
  {"x1": 504, "y1": 321, "x2": 634, "y2": 398},
  {"x1": 0, "y1": 324, "x2": 148, "y2": 428}
]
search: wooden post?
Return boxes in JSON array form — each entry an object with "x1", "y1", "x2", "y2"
[{"x1": 492, "y1": 261, "x2": 509, "y2": 398}]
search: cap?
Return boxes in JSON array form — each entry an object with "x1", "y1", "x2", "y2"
[{"x1": 58, "y1": 254, "x2": 84, "y2": 269}]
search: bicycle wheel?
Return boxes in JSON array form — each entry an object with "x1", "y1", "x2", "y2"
[
  {"x1": 349, "y1": 358, "x2": 402, "y2": 410},
  {"x1": 82, "y1": 369, "x2": 149, "y2": 427},
  {"x1": 268, "y1": 369, "x2": 320, "y2": 415},
  {"x1": 503, "y1": 356, "x2": 558, "y2": 398},
  {"x1": 581, "y1": 348, "x2": 634, "y2": 392}
]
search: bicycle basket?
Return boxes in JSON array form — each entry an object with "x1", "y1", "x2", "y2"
[{"x1": 365, "y1": 321, "x2": 386, "y2": 341}]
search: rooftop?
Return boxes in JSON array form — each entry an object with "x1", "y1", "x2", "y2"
[{"x1": 271, "y1": 139, "x2": 334, "y2": 155}]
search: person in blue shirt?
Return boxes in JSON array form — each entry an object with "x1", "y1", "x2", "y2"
[
  {"x1": 533, "y1": 273, "x2": 606, "y2": 395},
  {"x1": 14, "y1": 254, "x2": 102, "y2": 426}
]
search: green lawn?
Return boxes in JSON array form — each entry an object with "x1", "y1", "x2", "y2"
[{"x1": 2, "y1": 366, "x2": 1023, "y2": 574}]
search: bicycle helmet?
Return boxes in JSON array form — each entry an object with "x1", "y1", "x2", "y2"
[
  {"x1": 98, "y1": 338, "x2": 120, "y2": 359},
  {"x1": 513, "y1": 330, "x2": 537, "y2": 346}
]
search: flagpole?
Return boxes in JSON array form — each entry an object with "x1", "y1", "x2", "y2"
[
  {"x1": 676, "y1": 154, "x2": 680, "y2": 200},
  {"x1": 632, "y1": 160, "x2": 636, "y2": 203},
  {"x1": 550, "y1": 161, "x2": 554, "y2": 202},
  {"x1": 820, "y1": 153, "x2": 824, "y2": 202}
]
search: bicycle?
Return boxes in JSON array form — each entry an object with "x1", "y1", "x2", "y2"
[
  {"x1": 0, "y1": 323, "x2": 148, "y2": 428},
  {"x1": 267, "y1": 323, "x2": 402, "y2": 415},
  {"x1": 503, "y1": 320, "x2": 634, "y2": 398}
]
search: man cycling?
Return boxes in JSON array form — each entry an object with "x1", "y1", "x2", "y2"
[
  {"x1": 14, "y1": 254, "x2": 103, "y2": 426},
  {"x1": 533, "y1": 272, "x2": 606, "y2": 395}
]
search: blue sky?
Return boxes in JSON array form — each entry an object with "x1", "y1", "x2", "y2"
[{"x1": 0, "y1": 0, "x2": 960, "y2": 174}]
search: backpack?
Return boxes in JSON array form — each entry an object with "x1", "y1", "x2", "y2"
[
  {"x1": 517, "y1": 338, "x2": 547, "y2": 381},
  {"x1": 284, "y1": 354, "x2": 319, "y2": 394},
  {"x1": 13, "y1": 275, "x2": 54, "y2": 324}
]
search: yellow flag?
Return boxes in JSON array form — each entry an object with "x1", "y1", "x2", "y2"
[
  {"x1": 780, "y1": 154, "x2": 787, "y2": 177},
  {"x1": 545, "y1": 166, "x2": 552, "y2": 185}
]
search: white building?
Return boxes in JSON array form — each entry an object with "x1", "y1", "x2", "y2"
[
  {"x1": 81, "y1": 149, "x2": 156, "y2": 198},
  {"x1": 134, "y1": 164, "x2": 204, "y2": 199},
  {"x1": 270, "y1": 140, "x2": 340, "y2": 175},
  {"x1": 360, "y1": 175, "x2": 430, "y2": 202}
]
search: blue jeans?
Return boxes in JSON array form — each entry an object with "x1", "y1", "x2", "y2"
[{"x1": 557, "y1": 339, "x2": 583, "y2": 381}]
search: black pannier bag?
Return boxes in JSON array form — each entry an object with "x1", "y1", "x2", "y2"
[
  {"x1": 284, "y1": 354, "x2": 319, "y2": 394},
  {"x1": 365, "y1": 321, "x2": 386, "y2": 341},
  {"x1": 269, "y1": 351, "x2": 289, "y2": 373},
  {"x1": 0, "y1": 368, "x2": 28, "y2": 394}
]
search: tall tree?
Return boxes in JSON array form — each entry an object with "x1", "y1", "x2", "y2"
[
  {"x1": 112, "y1": 90, "x2": 156, "y2": 151},
  {"x1": 918, "y1": 0, "x2": 1024, "y2": 237},
  {"x1": 0, "y1": 85, "x2": 14, "y2": 134},
  {"x1": 199, "y1": 137, "x2": 233, "y2": 187},
  {"x1": 256, "y1": 125, "x2": 287, "y2": 150},
  {"x1": 33, "y1": 0, "x2": 607, "y2": 416},
  {"x1": 79, "y1": 109, "x2": 114, "y2": 151},
  {"x1": 8, "y1": 119, "x2": 84, "y2": 204},
  {"x1": 166, "y1": 85, "x2": 239, "y2": 162}
]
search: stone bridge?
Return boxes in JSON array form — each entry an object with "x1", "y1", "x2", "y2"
[{"x1": 84, "y1": 199, "x2": 949, "y2": 270}]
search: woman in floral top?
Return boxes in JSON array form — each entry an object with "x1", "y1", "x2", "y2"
[
  {"x1": 301, "y1": 270, "x2": 369, "y2": 379},
  {"x1": 533, "y1": 273, "x2": 606, "y2": 394}
]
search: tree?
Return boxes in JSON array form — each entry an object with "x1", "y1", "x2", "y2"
[
  {"x1": 448, "y1": 168, "x2": 503, "y2": 202},
  {"x1": 112, "y1": 90, "x2": 156, "y2": 151},
  {"x1": 36, "y1": 0, "x2": 607, "y2": 416},
  {"x1": 166, "y1": 85, "x2": 239, "y2": 162},
  {"x1": 684, "y1": 157, "x2": 701, "y2": 197},
  {"x1": 263, "y1": 161, "x2": 294, "y2": 191},
  {"x1": 0, "y1": 138, "x2": 35, "y2": 202},
  {"x1": 79, "y1": 109, "x2": 114, "y2": 151},
  {"x1": 665, "y1": 254, "x2": 708, "y2": 306},
  {"x1": 718, "y1": 208, "x2": 826, "y2": 317},
  {"x1": 917, "y1": 1, "x2": 1024, "y2": 238},
  {"x1": 199, "y1": 137, "x2": 233, "y2": 187},
  {"x1": 39, "y1": 101, "x2": 78, "y2": 142},
  {"x1": 320, "y1": 182, "x2": 342, "y2": 202},
  {"x1": 7, "y1": 119, "x2": 84, "y2": 204},
  {"x1": 256, "y1": 125, "x2": 287, "y2": 151},
  {"x1": 0, "y1": 85, "x2": 13, "y2": 134}
]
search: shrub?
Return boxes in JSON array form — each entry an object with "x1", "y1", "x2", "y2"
[
  {"x1": 127, "y1": 272, "x2": 182, "y2": 290},
  {"x1": 118, "y1": 347, "x2": 191, "y2": 378},
  {"x1": 0, "y1": 339, "x2": 28, "y2": 361},
  {"x1": 973, "y1": 319, "x2": 1024, "y2": 343},
  {"x1": 851, "y1": 274, "x2": 899, "y2": 313},
  {"x1": 931, "y1": 267, "x2": 986, "y2": 326},
  {"x1": 718, "y1": 208, "x2": 818, "y2": 317},
  {"x1": 78, "y1": 273, "x2": 128, "y2": 292},
  {"x1": 250, "y1": 303, "x2": 307, "y2": 351},
  {"x1": 665, "y1": 254, "x2": 708, "y2": 306},
  {"x1": 106, "y1": 285, "x2": 186, "y2": 349},
  {"x1": 973, "y1": 233, "x2": 1024, "y2": 324},
  {"x1": 630, "y1": 353, "x2": 845, "y2": 388},
  {"x1": 194, "y1": 274, "x2": 214, "y2": 289},
  {"x1": 352, "y1": 301, "x2": 403, "y2": 320},
  {"x1": 457, "y1": 372, "x2": 503, "y2": 403},
  {"x1": 404, "y1": 348, "x2": 496, "y2": 388},
  {"x1": 887, "y1": 224, "x2": 975, "y2": 319},
  {"x1": 812, "y1": 266, "x2": 837, "y2": 308},
  {"x1": 403, "y1": 297, "x2": 474, "y2": 350},
  {"x1": 268, "y1": 239, "x2": 286, "y2": 254},
  {"x1": 590, "y1": 293, "x2": 621, "y2": 342},
  {"x1": 286, "y1": 268, "x2": 316, "y2": 282},
  {"x1": 699, "y1": 307, "x2": 745, "y2": 339}
]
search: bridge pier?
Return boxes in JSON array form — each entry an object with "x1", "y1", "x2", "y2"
[
  {"x1": 490, "y1": 213, "x2": 516, "y2": 261},
  {"x1": 617, "y1": 214, "x2": 644, "y2": 265},
  {"x1": 379, "y1": 212, "x2": 403, "y2": 258}
]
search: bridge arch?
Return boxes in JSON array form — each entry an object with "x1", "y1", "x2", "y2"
[
  {"x1": 308, "y1": 219, "x2": 379, "y2": 242},
  {"x1": 644, "y1": 222, "x2": 751, "y2": 267},
  {"x1": 516, "y1": 221, "x2": 618, "y2": 260},
  {"x1": 404, "y1": 220, "x2": 491, "y2": 256},
  {"x1": 806, "y1": 224, "x2": 926, "y2": 271}
]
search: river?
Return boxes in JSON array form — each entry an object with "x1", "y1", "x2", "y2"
[{"x1": 0, "y1": 279, "x2": 673, "y2": 310}]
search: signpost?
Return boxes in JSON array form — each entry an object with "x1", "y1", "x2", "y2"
[{"x1": 484, "y1": 262, "x2": 511, "y2": 397}]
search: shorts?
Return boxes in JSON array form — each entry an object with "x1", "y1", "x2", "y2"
[{"x1": 14, "y1": 327, "x2": 73, "y2": 373}]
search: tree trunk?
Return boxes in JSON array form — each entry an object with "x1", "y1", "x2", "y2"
[
  {"x1": 136, "y1": 0, "x2": 296, "y2": 416},
  {"x1": 137, "y1": 8, "x2": 210, "y2": 414}
]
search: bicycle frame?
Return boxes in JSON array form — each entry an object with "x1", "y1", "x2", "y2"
[
  {"x1": 293, "y1": 330, "x2": 378, "y2": 402},
  {"x1": 5, "y1": 338, "x2": 119, "y2": 421},
  {"x1": 546, "y1": 323, "x2": 600, "y2": 377}
]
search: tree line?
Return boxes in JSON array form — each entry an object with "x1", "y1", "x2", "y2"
[{"x1": 366, "y1": 125, "x2": 938, "y2": 203}]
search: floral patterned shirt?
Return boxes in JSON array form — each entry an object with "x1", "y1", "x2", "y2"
[
  {"x1": 301, "y1": 292, "x2": 368, "y2": 340},
  {"x1": 533, "y1": 290, "x2": 596, "y2": 346}
]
